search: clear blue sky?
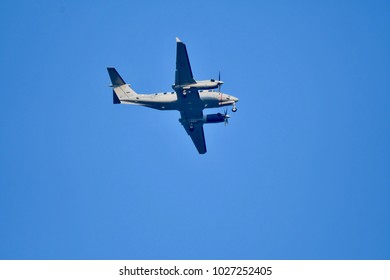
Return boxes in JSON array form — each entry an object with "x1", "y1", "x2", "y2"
[{"x1": 1, "y1": 0, "x2": 389, "y2": 259}]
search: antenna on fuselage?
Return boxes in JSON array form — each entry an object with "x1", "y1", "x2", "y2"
[{"x1": 218, "y1": 71, "x2": 223, "y2": 103}]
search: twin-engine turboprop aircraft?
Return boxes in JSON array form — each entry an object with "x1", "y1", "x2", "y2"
[{"x1": 107, "y1": 37, "x2": 239, "y2": 154}]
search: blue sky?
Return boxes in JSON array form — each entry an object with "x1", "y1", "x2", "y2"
[{"x1": 1, "y1": 0, "x2": 389, "y2": 259}]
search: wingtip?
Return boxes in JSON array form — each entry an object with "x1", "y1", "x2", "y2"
[{"x1": 176, "y1": 37, "x2": 182, "y2": 43}]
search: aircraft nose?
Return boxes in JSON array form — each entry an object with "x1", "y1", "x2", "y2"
[{"x1": 232, "y1": 96, "x2": 239, "y2": 102}]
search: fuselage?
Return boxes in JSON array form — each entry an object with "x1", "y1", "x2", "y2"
[{"x1": 120, "y1": 90, "x2": 238, "y2": 111}]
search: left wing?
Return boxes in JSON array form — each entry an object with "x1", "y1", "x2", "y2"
[{"x1": 175, "y1": 37, "x2": 196, "y2": 86}]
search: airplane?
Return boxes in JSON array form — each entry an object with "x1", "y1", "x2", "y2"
[{"x1": 107, "y1": 37, "x2": 239, "y2": 154}]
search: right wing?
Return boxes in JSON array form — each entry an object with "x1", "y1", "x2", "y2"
[{"x1": 175, "y1": 37, "x2": 196, "y2": 86}]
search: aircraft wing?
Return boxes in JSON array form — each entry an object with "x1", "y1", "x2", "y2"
[
  {"x1": 178, "y1": 88, "x2": 207, "y2": 154},
  {"x1": 180, "y1": 110, "x2": 207, "y2": 154},
  {"x1": 175, "y1": 37, "x2": 196, "y2": 86}
]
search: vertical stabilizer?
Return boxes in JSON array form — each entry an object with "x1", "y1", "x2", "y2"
[{"x1": 107, "y1": 67, "x2": 126, "y2": 86}]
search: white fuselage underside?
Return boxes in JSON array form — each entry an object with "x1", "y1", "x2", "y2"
[{"x1": 120, "y1": 90, "x2": 238, "y2": 111}]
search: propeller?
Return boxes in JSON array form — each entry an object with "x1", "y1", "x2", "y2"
[{"x1": 224, "y1": 108, "x2": 230, "y2": 126}]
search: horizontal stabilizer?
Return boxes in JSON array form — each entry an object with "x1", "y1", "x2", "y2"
[{"x1": 107, "y1": 67, "x2": 125, "y2": 86}]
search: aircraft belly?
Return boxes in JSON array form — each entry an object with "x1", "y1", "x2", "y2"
[
  {"x1": 124, "y1": 97, "x2": 220, "y2": 110},
  {"x1": 140, "y1": 100, "x2": 180, "y2": 110},
  {"x1": 202, "y1": 100, "x2": 220, "y2": 109},
  {"x1": 141, "y1": 101, "x2": 178, "y2": 110},
  {"x1": 127, "y1": 94, "x2": 178, "y2": 110},
  {"x1": 200, "y1": 95, "x2": 220, "y2": 108}
]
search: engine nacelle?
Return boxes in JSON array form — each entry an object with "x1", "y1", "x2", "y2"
[
  {"x1": 179, "y1": 113, "x2": 229, "y2": 128},
  {"x1": 204, "y1": 113, "x2": 226, "y2": 123},
  {"x1": 172, "y1": 80, "x2": 223, "y2": 91}
]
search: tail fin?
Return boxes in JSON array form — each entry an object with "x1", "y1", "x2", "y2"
[
  {"x1": 107, "y1": 67, "x2": 126, "y2": 86},
  {"x1": 107, "y1": 67, "x2": 138, "y2": 104}
]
